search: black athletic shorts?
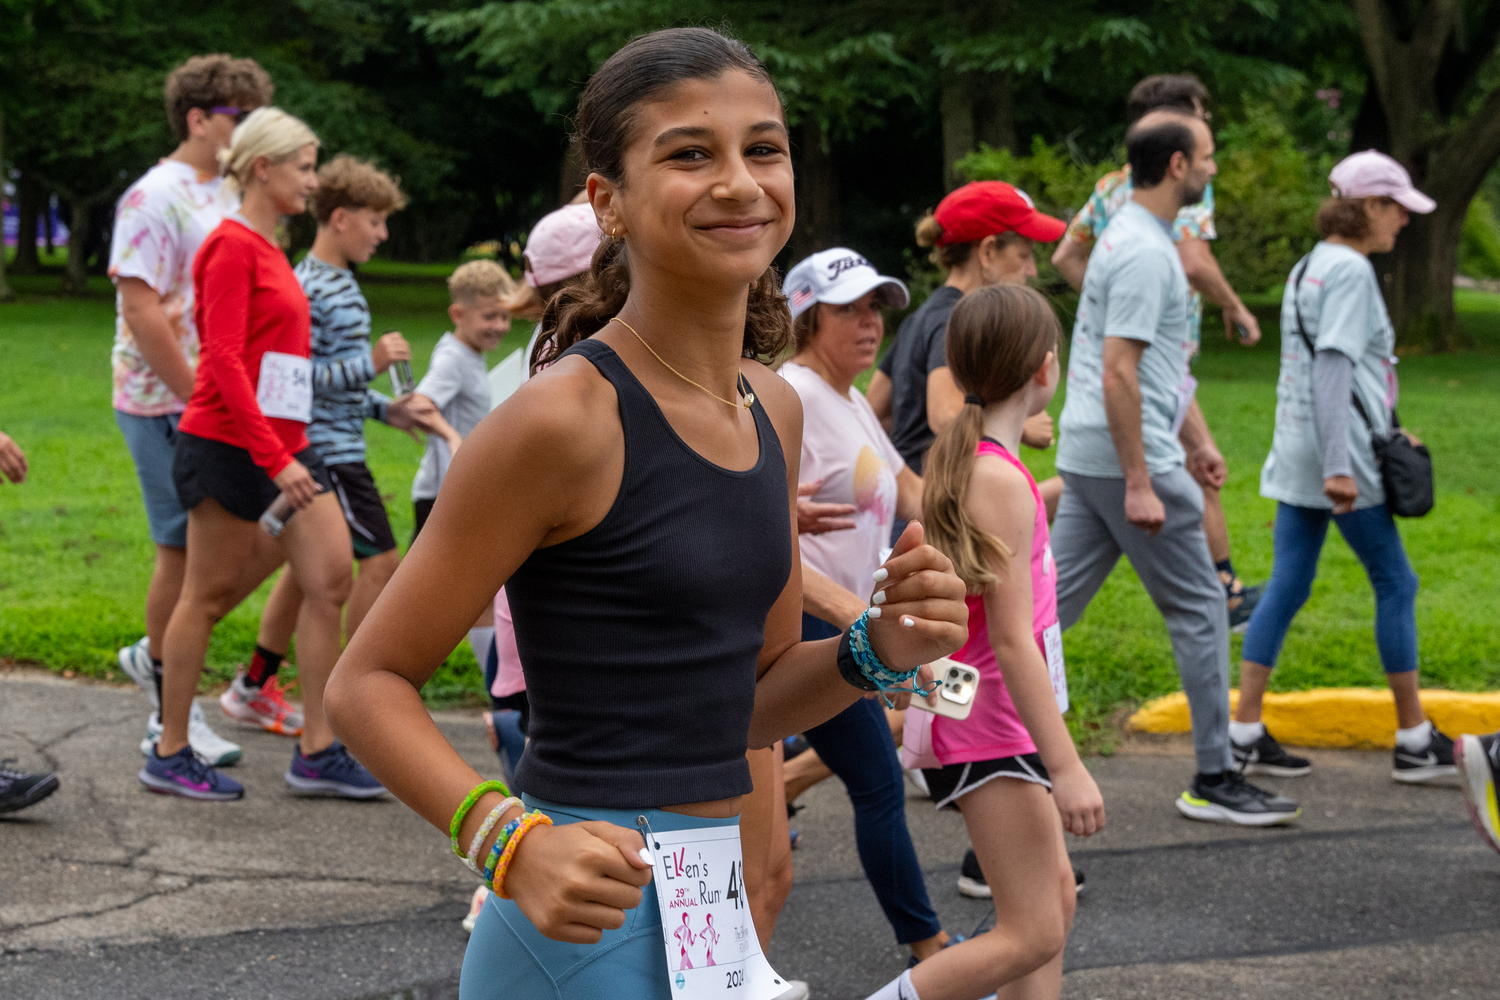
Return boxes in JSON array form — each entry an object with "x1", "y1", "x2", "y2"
[
  {"x1": 923, "y1": 753, "x2": 1051, "y2": 811},
  {"x1": 327, "y1": 462, "x2": 397, "y2": 559},
  {"x1": 412, "y1": 497, "x2": 435, "y2": 546},
  {"x1": 173, "y1": 431, "x2": 332, "y2": 524}
]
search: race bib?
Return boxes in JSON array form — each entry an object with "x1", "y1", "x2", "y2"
[
  {"x1": 642, "y1": 822, "x2": 790, "y2": 1000},
  {"x1": 1169, "y1": 373, "x2": 1198, "y2": 437},
  {"x1": 256, "y1": 351, "x2": 312, "y2": 422},
  {"x1": 1042, "y1": 622, "x2": 1069, "y2": 713}
]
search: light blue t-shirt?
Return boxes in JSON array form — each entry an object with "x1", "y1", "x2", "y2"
[
  {"x1": 1057, "y1": 200, "x2": 1194, "y2": 479},
  {"x1": 1260, "y1": 242, "x2": 1396, "y2": 510}
]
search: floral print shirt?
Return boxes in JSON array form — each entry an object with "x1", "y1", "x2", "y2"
[
  {"x1": 108, "y1": 159, "x2": 237, "y2": 415},
  {"x1": 1065, "y1": 165, "x2": 1216, "y2": 355}
]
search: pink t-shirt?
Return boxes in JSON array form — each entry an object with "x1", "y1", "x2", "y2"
[
  {"x1": 932, "y1": 438, "x2": 1065, "y2": 765},
  {"x1": 491, "y1": 586, "x2": 526, "y2": 699},
  {"x1": 781, "y1": 361, "x2": 905, "y2": 600}
]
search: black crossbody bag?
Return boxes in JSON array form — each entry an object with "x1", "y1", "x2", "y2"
[{"x1": 1289, "y1": 257, "x2": 1434, "y2": 517}]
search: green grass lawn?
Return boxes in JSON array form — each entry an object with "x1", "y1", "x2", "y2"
[{"x1": 3, "y1": 268, "x2": 1499, "y2": 738}]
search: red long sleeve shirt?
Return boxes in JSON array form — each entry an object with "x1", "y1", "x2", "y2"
[{"x1": 180, "y1": 217, "x2": 311, "y2": 478}]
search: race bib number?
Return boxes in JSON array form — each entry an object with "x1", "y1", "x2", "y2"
[
  {"x1": 256, "y1": 351, "x2": 312, "y2": 422},
  {"x1": 645, "y1": 824, "x2": 790, "y2": 1000},
  {"x1": 1042, "y1": 622, "x2": 1069, "y2": 713},
  {"x1": 1170, "y1": 373, "x2": 1198, "y2": 437}
]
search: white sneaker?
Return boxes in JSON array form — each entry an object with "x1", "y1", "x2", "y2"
[
  {"x1": 140, "y1": 703, "x2": 242, "y2": 766},
  {"x1": 462, "y1": 885, "x2": 489, "y2": 934},
  {"x1": 117, "y1": 637, "x2": 158, "y2": 710}
]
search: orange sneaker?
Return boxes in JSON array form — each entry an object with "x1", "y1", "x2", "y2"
[{"x1": 219, "y1": 669, "x2": 304, "y2": 737}]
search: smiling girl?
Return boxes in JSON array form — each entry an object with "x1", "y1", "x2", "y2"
[{"x1": 325, "y1": 28, "x2": 968, "y2": 1000}]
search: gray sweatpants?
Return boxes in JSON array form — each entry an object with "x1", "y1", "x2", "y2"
[{"x1": 1053, "y1": 467, "x2": 1232, "y2": 774}]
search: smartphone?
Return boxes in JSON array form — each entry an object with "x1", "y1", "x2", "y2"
[
  {"x1": 1235, "y1": 321, "x2": 1254, "y2": 345},
  {"x1": 908, "y1": 657, "x2": 980, "y2": 721}
]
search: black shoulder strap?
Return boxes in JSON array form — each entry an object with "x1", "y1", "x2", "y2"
[{"x1": 1290, "y1": 254, "x2": 1376, "y2": 432}]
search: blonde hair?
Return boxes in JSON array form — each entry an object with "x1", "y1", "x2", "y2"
[
  {"x1": 922, "y1": 284, "x2": 1060, "y2": 592},
  {"x1": 311, "y1": 154, "x2": 407, "y2": 224},
  {"x1": 448, "y1": 259, "x2": 518, "y2": 305},
  {"x1": 217, "y1": 107, "x2": 319, "y2": 195}
]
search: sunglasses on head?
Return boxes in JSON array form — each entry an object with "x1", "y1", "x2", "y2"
[{"x1": 209, "y1": 106, "x2": 253, "y2": 124}]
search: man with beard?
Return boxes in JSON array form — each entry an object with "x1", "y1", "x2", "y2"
[{"x1": 1051, "y1": 110, "x2": 1301, "y2": 826}]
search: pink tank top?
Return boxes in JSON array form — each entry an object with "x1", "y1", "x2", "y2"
[{"x1": 931, "y1": 438, "x2": 1062, "y2": 765}]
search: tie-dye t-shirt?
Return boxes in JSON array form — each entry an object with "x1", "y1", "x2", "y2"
[
  {"x1": 1065, "y1": 165, "x2": 1215, "y2": 355},
  {"x1": 108, "y1": 159, "x2": 237, "y2": 416},
  {"x1": 782, "y1": 361, "x2": 905, "y2": 601}
]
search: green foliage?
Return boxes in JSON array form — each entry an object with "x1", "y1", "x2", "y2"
[
  {"x1": 1459, "y1": 195, "x2": 1500, "y2": 280},
  {"x1": 957, "y1": 137, "x2": 1116, "y2": 223},
  {"x1": 1212, "y1": 100, "x2": 1329, "y2": 295}
]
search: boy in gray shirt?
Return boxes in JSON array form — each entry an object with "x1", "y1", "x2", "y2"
[
  {"x1": 1053, "y1": 111, "x2": 1300, "y2": 826},
  {"x1": 411, "y1": 260, "x2": 516, "y2": 540}
]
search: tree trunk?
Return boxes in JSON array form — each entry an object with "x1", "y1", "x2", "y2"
[
  {"x1": 1384, "y1": 202, "x2": 1469, "y2": 351},
  {"x1": 939, "y1": 78, "x2": 975, "y2": 190},
  {"x1": 12, "y1": 173, "x2": 41, "y2": 275},
  {"x1": 791, "y1": 117, "x2": 840, "y2": 260},
  {"x1": 60, "y1": 198, "x2": 90, "y2": 293},
  {"x1": 0, "y1": 112, "x2": 12, "y2": 302},
  {"x1": 974, "y1": 71, "x2": 1017, "y2": 155}
]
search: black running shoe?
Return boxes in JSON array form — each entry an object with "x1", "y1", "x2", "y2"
[
  {"x1": 0, "y1": 760, "x2": 60, "y2": 814},
  {"x1": 1392, "y1": 726, "x2": 1457, "y2": 784},
  {"x1": 1175, "y1": 771, "x2": 1300, "y2": 826},
  {"x1": 1233, "y1": 728, "x2": 1311, "y2": 777},
  {"x1": 1457, "y1": 732, "x2": 1500, "y2": 855},
  {"x1": 1227, "y1": 581, "x2": 1264, "y2": 634},
  {"x1": 956, "y1": 847, "x2": 989, "y2": 898}
]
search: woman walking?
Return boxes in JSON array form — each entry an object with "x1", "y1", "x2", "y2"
[
  {"x1": 325, "y1": 28, "x2": 968, "y2": 1000},
  {"x1": 1235, "y1": 150, "x2": 1451, "y2": 783},
  {"x1": 142, "y1": 108, "x2": 380, "y2": 801},
  {"x1": 780, "y1": 247, "x2": 955, "y2": 963}
]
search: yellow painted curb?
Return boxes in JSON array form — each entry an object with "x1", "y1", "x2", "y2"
[{"x1": 1129, "y1": 688, "x2": 1500, "y2": 750}]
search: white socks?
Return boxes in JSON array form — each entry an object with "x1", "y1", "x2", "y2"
[
  {"x1": 468, "y1": 627, "x2": 496, "y2": 668},
  {"x1": 865, "y1": 969, "x2": 921, "y2": 1000},
  {"x1": 1396, "y1": 719, "x2": 1433, "y2": 751},
  {"x1": 1228, "y1": 720, "x2": 1265, "y2": 746}
]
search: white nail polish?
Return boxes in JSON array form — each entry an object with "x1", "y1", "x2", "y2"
[
  {"x1": 872, "y1": 590, "x2": 887, "y2": 606},
  {"x1": 639, "y1": 847, "x2": 654, "y2": 866},
  {"x1": 902, "y1": 617, "x2": 915, "y2": 628},
  {"x1": 872, "y1": 567, "x2": 888, "y2": 583},
  {"x1": 868, "y1": 606, "x2": 882, "y2": 619}
]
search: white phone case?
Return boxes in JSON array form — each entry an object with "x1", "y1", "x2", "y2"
[{"x1": 908, "y1": 657, "x2": 980, "y2": 721}]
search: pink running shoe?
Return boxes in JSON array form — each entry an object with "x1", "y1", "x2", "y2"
[{"x1": 220, "y1": 670, "x2": 304, "y2": 737}]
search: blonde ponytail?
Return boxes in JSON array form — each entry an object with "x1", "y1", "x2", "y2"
[{"x1": 923, "y1": 399, "x2": 1011, "y2": 592}]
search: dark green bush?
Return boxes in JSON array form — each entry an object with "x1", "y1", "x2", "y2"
[{"x1": 1459, "y1": 195, "x2": 1500, "y2": 280}]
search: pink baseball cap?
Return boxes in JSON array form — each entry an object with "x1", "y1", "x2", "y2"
[
  {"x1": 1328, "y1": 151, "x2": 1436, "y2": 214},
  {"x1": 523, "y1": 203, "x2": 605, "y2": 288}
]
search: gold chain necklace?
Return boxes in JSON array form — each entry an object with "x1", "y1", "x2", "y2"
[{"x1": 610, "y1": 316, "x2": 754, "y2": 410}]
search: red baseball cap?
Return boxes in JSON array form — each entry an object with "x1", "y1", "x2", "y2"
[{"x1": 933, "y1": 181, "x2": 1067, "y2": 245}]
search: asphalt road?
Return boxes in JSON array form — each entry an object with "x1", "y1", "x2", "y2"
[{"x1": 3, "y1": 669, "x2": 1496, "y2": 999}]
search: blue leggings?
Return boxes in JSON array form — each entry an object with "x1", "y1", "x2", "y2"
[
  {"x1": 461, "y1": 797, "x2": 739, "y2": 1000},
  {"x1": 1241, "y1": 503, "x2": 1419, "y2": 673},
  {"x1": 801, "y1": 614, "x2": 942, "y2": 945}
]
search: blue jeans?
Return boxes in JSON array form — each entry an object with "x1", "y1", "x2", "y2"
[
  {"x1": 1242, "y1": 503, "x2": 1419, "y2": 673},
  {"x1": 800, "y1": 614, "x2": 942, "y2": 945},
  {"x1": 114, "y1": 410, "x2": 188, "y2": 547}
]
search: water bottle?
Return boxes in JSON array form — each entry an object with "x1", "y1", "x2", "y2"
[
  {"x1": 259, "y1": 493, "x2": 296, "y2": 537},
  {"x1": 392, "y1": 359, "x2": 416, "y2": 396}
]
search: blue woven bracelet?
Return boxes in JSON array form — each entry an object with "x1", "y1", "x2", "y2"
[
  {"x1": 846, "y1": 610, "x2": 941, "y2": 707},
  {"x1": 483, "y1": 817, "x2": 523, "y2": 884}
]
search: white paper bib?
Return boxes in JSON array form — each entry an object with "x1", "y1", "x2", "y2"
[
  {"x1": 256, "y1": 351, "x2": 312, "y2": 422},
  {"x1": 642, "y1": 822, "x2": 790, "y2": 1000},
  {"x1": 1043, "y1": 621, "x2": 1069, "y2": 713}
]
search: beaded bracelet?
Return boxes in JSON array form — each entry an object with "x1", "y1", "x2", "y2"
[
  {"x1": 493, "y1": 810, "x2": 554, "y2": 900},
  {"x1": 842, "y1": 610, "x2": 939, "y2": 708},
  {"x1": 450, "y1": 780, "x2": 511, "y2": 858},
  {"x1": 466, "y1": 797, "x2": 523, "y2": 876},
  {"x1": 482, "y1": 816, "x2": 524, "y2": 885}
]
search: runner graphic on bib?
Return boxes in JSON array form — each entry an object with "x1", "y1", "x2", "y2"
[
  {"x1": 257, "y1": 351, "x2": 313, "y2": 422},
  {"x1": 640, "y1": 821, "x2": 790, "y2": 998}
]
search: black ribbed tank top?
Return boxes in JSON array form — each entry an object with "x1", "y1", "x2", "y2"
[{"x1": 507, "y1": 338, "x2": 791, "y2": 808}]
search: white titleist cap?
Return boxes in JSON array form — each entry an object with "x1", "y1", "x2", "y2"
[
  {"x1": 1328, "y1": 150, "x2": 1436, "y2": 214},
  {"x1": 783, "y1": 248, "x2": 910, "y2": 321}
]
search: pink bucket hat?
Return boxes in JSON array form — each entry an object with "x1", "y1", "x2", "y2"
[
  {"x1": 523, "y1": 203, "x2": 605, "y2": 288},
  {"x1": 1328, "y1": 150, "x2": 1436, "y2": 214}
]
